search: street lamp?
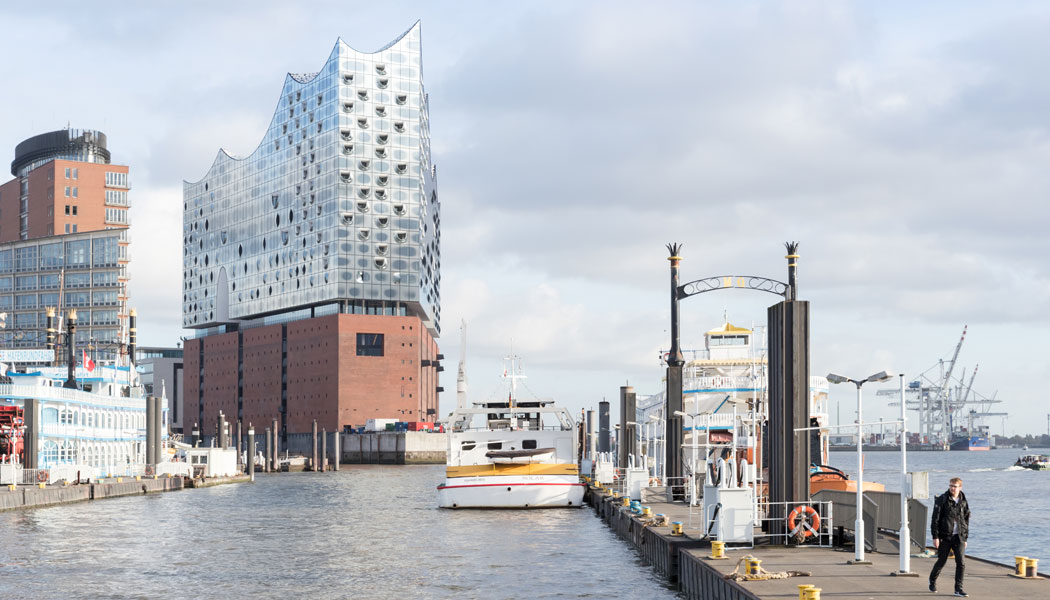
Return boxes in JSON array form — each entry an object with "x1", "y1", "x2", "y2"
[
  {"x1": 674, "y1": 410, "x2": 701, "y2": 503},
  {"x1": 894, "y1": 373, "x2": 915, "y2": 576},
  {"x1": 649, "y1": 414, "x2": 665, "y2": 482},
  {"x1": 826, "y1": 370, "x2": 893, "y2": 564}
]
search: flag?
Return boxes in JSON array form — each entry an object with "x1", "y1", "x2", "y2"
[{"x1": 82, "y1": 350, "x2": 95, "y2": 372}]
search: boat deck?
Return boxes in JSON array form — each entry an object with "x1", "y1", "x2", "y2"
[{"x1": 588, "y1": 487, "x2": 1046, "y2": 599}]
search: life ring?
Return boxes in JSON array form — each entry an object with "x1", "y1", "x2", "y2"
[
  {"x1": 787, "y1": 505, "x2": 820, "y2": 539},
  {"x1": 144, "y1": 465, "x2": 155, "y2": 476},
  {"x1": 649, "y1": 477, "x2": 662, "y2": 486},
  {"x1": 36, "y1": 469, "x2": 49, "y2": 483}
]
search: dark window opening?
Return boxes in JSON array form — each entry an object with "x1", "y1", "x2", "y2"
[
  {"x1": 522, "y1": 440, "x2": 537, "y2": 449},
  {"x1": 356, "y1": 333, "x2": 384, "y2": 356},
  {"x1": 487, "y1": 442, "x2": 502, "y2": 450}
]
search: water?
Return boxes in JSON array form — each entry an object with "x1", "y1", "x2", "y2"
[
  {"x1": 825, "y1": 447, "x2": 1049, "y2": 565},
  {"x1": 0, "y1": 465, "x2": 677, "y2": 599}
]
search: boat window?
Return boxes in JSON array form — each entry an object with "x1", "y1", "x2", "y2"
[
  {"x1": 487, "y1": 442, "x2": 502, "y2": 450},
  {"x1": 523, "y1": 440, "x2": 537, "y2": 449},
  {"x1": 461, "y1": 442, "x2": 475, "y2": 451}
]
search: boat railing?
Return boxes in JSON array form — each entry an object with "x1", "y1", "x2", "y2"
[{"x1": 0, "y1": 384, "x2": 145, "y2": 410}]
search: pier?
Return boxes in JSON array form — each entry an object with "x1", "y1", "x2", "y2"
[
  {"x1": 0, "y1": 476, "x2": 186, "y2": 512},
  {"x1": 587, "y1": 486, "x2": 1046, "y2": 599}
]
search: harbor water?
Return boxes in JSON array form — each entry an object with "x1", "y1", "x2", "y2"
[
  {"x1": 827, "y1": 447, "x2": 1049, "y2": 565},
  {"x1": 1, "y1": 449, "x2": 1044, "y2": 598},
  {"x1": 0, "y1": 465, "x2": 676, "y2": 599}
]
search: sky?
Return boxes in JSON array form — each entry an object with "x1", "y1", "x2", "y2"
[{"x1": 2, "y1": 1, "x2": 1048, "y2": 435}]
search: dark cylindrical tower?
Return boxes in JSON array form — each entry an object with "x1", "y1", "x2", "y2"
[
  {"x1": 63, "y1": 310, "x2": 78, "y2": 389},
  {"x1": 665, "y1": 244, "x2": 685, "y2": 498},
  {"x1": 598, "y1": 401, "x2": 611, "y2": 453},
  {"x1": 128, "y1": 309, "x2": 138, "y2": 367}
]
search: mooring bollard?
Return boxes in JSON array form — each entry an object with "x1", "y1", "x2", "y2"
[
  {"x1": 247, "y1": 423, "x2": 255, "y2": 482},
  {"x1": 1026, "y1": 557, "x2": 1039, "y2": 578},
  {"x1": 320, "y1": 428, "x2": 327, "y2": 473},
  {"x1": 1015, "y1": 556, "x2": 1028, "y2": 576},
  {"x1": 803, "y1": 587, "x2": 821, "y2": 600},
  {"x1": 709, "y1": 540, "x2": 727, "y2": 559},
  {"x1": 798, "y1": 584, "x2": 815, "y2": 600},
  {"x1": 671, "y1": 521, "x2": 683, "y2": 536},
  {"x1": 746, "y1": 558, "x2": 762, "y2": 575}
]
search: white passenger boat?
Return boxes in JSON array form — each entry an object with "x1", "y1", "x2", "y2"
[
  {"x1": 437, "y1": 357, "x2": 584, "y2": 509},
  {"x1": 0, "y1": 361, "x2": 164, "y2": 480}
]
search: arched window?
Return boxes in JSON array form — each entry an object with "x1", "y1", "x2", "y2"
[{"x1": 41, "y1": 441, "x2": 59, "y2": 466}]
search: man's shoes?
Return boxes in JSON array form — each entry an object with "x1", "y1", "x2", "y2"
[
  {"x1": 929, "y1": 581, "x2": 936, "y2": 593},
  {"x1": 954, "y1": 590, "x2": 968, "y2": 597}
]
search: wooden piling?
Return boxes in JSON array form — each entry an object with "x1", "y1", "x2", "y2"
[{"x1": 321, "y1": 428, "x2": 327, "y2": 473}]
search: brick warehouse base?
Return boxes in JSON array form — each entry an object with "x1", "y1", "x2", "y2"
[{"x1": 184, "y1": 313, "x2": 440, "y2": 437}]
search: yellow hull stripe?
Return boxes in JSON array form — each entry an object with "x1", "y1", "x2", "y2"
[{"x1": 446, "y1": 463, "x2": 579, "y2": 478}]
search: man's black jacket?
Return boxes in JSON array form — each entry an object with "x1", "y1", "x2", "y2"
[{"x1": 930, "y1": 489, "x2": 970, "y2": 541}]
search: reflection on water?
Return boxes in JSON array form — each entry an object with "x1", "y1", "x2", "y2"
[{"x1": 0, "y1": 465, "x2": 678, "y2": 599}]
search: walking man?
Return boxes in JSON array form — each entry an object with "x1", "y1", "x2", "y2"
[{"x1": 929, "y1": 476, "x2": 970, "y2": 596}]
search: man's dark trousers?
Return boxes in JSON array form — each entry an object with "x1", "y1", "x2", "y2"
[{"x1": 930, "y1": 534, "x2": 965, "y2": 590}]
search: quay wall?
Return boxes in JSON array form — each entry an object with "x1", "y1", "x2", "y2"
[
  {"x1": 339, "y1": 431, "x2": 445, "y2": 464},
  {"x1": 587, "y1": 488, "x2": 758, "y2": 600},
  {"x1": 0, "y1": 477, "x2": 186, "y2": 512}
]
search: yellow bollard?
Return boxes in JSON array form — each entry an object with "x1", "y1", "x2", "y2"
[
  {"x1": 746, "y1": 558, "x2": 762, "y2": 575},
  {"x1": 641, "y1": 506, "x2": 652, "y2": 517},
  {"x1": 671, "y1": 521, "x2": 683, "y2": 536},
  {"x1": 135, "y1": 476, "x2": 141, "y2": 481},
  {"x1": 7, "y1": 484, "x2": 15, "y2": 491},
  {"x1": 116, "y1": 477, "x2": 123, "y2": 483},
  {"x1": 622, "y1": 496, "x2": 631, "y2": 507},
  {"x1": 709, "y1": 540, "x2": 727, "y2": 560},
  {"x1": 798, "y1": 584, "x2": 815, "y2": 600},
  {"x1": 803, "y1": 587, "x2": 821, "y2": 600},
  {"x1": 37, "y1": 482, "x2": 45, "y2": 489},
  {"x1": 1015, "y1": 556, "x2": 1028, "y2": 576},
  {"x1": 1025, "y1": 558, "x2": 1039, "y2": 578}
]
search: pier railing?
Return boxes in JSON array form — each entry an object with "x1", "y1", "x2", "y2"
[{"x1": 753, "y1": 500, "x2": 834, "y2": 548}]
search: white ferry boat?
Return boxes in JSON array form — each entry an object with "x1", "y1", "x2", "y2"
[
  {"x1": 0, "y1": 361, "x2": 164, "y2": 479},
  {"x1": 437, "y1": 357, "x2": 584, "y2": 509}
]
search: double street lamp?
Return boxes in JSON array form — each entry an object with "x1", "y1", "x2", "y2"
[{"x1": 826, "y1": 370, "x2": 893, "y2": 564}]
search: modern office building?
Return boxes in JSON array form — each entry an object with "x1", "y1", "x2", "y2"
[
  {"x1": 0, "y1": 128, "x2": 132, "y2": 362},
  {"x1": 136, "y1": 347, "x2": 185, "y2": 433},
  {"x1": 183, "y1": 23, "x2": 441, "y2": 441},
  {"x1": 0, "y1": 129, "x2": 130, "y2": 243}
]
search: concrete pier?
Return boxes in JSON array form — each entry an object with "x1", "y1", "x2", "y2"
[
  {"x1": 0, "y1": 477, "x2": 185, "y2": 512},
  {"x1": 587, "y1": 486, "x2": 1047, "y2": 599}
]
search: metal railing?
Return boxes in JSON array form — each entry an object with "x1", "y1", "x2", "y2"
[{"x1": 751, "y1": 500, "x2": 834, "y2": 548}]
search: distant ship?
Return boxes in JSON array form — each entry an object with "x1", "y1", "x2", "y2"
[{"x1": 949, "y1": 432, "x2": 991, "y2": 451}]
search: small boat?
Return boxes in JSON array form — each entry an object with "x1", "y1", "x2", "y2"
[
  {"x1": 437, "y1": 355, "x2": 584, "y2": 509},
  {"x1": 1015, "y1": 454, "x2": 1050, "y2": 471},
  {"x1": 809, "y1": 463, "x2": 886, "y2": 494}
]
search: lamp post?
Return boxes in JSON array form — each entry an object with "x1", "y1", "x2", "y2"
[
  {"x1": 894, "y1": 373, "x2": 916, "y2": 576},
  {"x1": 649, "y1": 414, "x2": 665, "y2": 482},
  {"x1": 826, "y1": 370, "x2": 893, "y2": 564},
  {"x1": 674, "y1": 410, "x2": 700, "y2": 503}
]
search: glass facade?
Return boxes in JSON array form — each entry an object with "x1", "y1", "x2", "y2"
[
  {"x1": 182, "y1": 23, "x2": 440, "y2": 336},
  {"x1": 0, "y1": 229, "x2": 129, "y2": 358}
]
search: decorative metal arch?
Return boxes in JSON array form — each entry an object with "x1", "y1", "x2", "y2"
[{"x1": 678, "y1": 275, "x2": 788, "y2": 300}]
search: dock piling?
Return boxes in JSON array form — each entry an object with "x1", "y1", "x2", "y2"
[{"x1": 264, "y1": 427, "x2": 271, "y2": 473}]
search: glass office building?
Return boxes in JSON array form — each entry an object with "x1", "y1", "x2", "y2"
[
  {"x1": 0, "y1": 229, "x2": 129, "y2": 359},
  {"x1": 183, "y1": 22, "x2": 440, "y2": 337}
]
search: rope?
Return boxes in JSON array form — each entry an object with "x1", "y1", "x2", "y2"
[{"x1": 724, "y1": 555, "x2": 812, "y2": 582}]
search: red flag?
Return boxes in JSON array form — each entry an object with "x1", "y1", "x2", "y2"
[{"x1": 82, "y1": 350, "x2": 95, "y2": 372}]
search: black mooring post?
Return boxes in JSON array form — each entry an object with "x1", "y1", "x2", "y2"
[
  {"x1": 63, "y1": 310, "x2": 78, "y2": 389},
  {"x1": 665, "y1": 244, "x2": 685, "y2": 498},
  {"x1": 765, "y1": 242, "x2": 810, "y2": 535}
]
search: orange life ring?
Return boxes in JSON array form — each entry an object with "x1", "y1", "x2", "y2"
[
  {"x1": 787, "y1": 504, "x2": 820, "y2": 538},
  {"x1": 144, "y1": 465, "x2": 155, "y2": 476},
  {"x1": 649, "y1": 477, "x2": 662, "y2": 486},
  {"x1": 36, "y1": 469, "x2": 49, "y2": 483}
]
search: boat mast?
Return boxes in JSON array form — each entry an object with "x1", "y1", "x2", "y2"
[{"x1": 456, "y1": 320, "x2": 468, "y2": 410}]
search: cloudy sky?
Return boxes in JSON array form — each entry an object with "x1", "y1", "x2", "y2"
[{"x1": 3, "y1": 1, "x2": 1048, "y2": 435}]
